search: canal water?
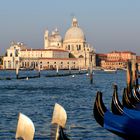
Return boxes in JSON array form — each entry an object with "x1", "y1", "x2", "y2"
[{"x1": 0, "y1": 70, "x2": 127, "y2": 140}]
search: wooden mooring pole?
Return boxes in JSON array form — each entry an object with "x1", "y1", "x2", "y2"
[
  {"x1": 89, "y1": 52, "x2": 93, "y2": 84},
  {"x1": 126, "y1": 61, "x2": 132, "y2": 93},
  {"x1": 69, "y1": 64, "x2": 71, "y2": 74},
  {"x1": 131, "y1": 59, "x2": 136, "y2": 87},
  {"x1": 56, "y1": 65, "x2": 59, "y2": 75},
  {"x1": 131, "y1": 59, "x2": 139, "y2": 88},
  {"x1": 16, "y1": 62, "x2": 19, "y2": 79},
  {"x1": 136, "y1": 62, "x2": 139, "y2": 88},
  {"x1": 38, "y1": 62, "x2": 40, "y2": 77}
]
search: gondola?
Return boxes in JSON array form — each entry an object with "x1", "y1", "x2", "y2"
[
  {"x1": 122, "y1": 85, "x2": 140, "y2": 109},
  {"x1": 15, "y1": 113, "x2": 35, "y2": 140},
  {"x1": 93, "y1": 91, "x2": 140, "y2": 139},
  {"x1": 133, "y1": 86, "x2": 140, "y2": 102},
  {"x1": 111, "y1": 85, "x2": 140, "y2": 119},
  {"x1": 15, "y1": 103, "x2": 70, "y2": 140},
  {"x1": 122, "y1": 87, "x2": 137, "y2": 109},
  {"x1": 51, "y1": 103, "x2": 70, "y2": 140},
  {"x1": 111, "y1": 85, "x2": 123, "y2": 115}
]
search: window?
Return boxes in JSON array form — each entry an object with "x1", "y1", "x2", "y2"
[
  {"x1": 79, "y1": 45, "x2": 81, "y2": 50},
  {"x1": 68, "y1": 45, "x2": 70, "y2": 50},
  {"x1": 8, "y1": 61, "x2": 11, "y2": 68},
  {"x1": 77, "y1": 45, "x2": 81, "y2": 50}
]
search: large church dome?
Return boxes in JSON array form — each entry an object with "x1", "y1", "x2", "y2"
[{"x1": 64, "y1": 18, "x2": 86, "y2": 43}]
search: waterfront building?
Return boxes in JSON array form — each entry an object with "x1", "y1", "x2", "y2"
[
  {"x1": 3, "y1": 17, "x2": 96, "y2": 70},
  {"x1": 3, "y1": 42, "x2": 26, "y2": 69},
  {"x1": 0, "y1": 56, "x2": 3, "y2": 69},
  {"x1": 101, "y1": 51, "x2": 136, "y2": 69},
  {"x1": 136, "y1": 56, "x2": 140, "y2": 70},
  {"x1": 107, "y1": 51, "x2": 136, "y2": 61},
  {"x1": 96, "y1": 53, "x2": 107, "y2": 67}
]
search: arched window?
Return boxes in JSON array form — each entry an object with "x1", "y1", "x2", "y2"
[
  {"x1": 79, "y1": 45, "x2": 81, "y2": 50},
  {"x1": 68, "y1": 45, "x2": 70, "y2": 50},
  {"x1": 79, "y1": 55, "x2": 84, "y2": 58}
]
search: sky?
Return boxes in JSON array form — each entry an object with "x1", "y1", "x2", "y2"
[{"x1": 0, "y1": 0, "x2": 140, "y2": 55}]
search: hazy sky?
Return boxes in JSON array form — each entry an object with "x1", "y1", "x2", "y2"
[{"x1": 0, "y1": 0, "x2": 140, "y2": 55}]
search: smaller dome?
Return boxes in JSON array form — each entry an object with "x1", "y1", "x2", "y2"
[{"x1": 49, "y1": 28, "x2": 62, "y2": 42}]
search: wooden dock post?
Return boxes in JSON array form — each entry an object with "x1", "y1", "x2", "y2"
[
  {"x1": 78, "y1": 65, "x2": 81, "y2": 73},
  {"x1": 38, "y1": 62, "x2": 40, "y2": 77},
  {"x1": 89, "y1": 52, "x2": 93, "y2": 84},
  {"x1": 16, "y1": 62, "x2": 19, "y2": 79},
  {"x1": 56, "y1": 65, "x2": 59, "y2": 75},
  {"x1": 126, "y1": 61, "x2": 132, "y2": 93},
  {"x1": 136, "y1": 62, "x2": 139, "y2": 88},
  {"x1": 131, "y1": 59, "x2": 136, "y2": 87},
  {"x1": 69, "y1": 63, "x2": 71, "y2": 74}
]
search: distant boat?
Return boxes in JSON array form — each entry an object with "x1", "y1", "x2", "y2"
[
  {"x1": 19, "y1": 67, "x2": 34, "y2": 71},
  {"x1": 103, "y1": 69, "x2": 117, "y2": 73},
  {"x1": 93, "y1": 67, "x2": 102, "y2": 71},
  {"x1": 72, "y1": 75, "x2": 75, "y2": 78},
  {"x1": 86, "y1": 73, "x2": 89, "y2": 76}
]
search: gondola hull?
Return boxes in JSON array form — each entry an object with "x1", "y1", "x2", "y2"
[
  {"x1": 104, "y1": 111, "x2": 140, "y2": 138},
  {"x1": 94, "y1": 91, "x2": 140, "y2": 139}
]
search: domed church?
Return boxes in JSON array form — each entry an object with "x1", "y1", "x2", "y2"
[
  {"x1": 3, "y1": 17, "x2": 95, "y2": 70},
  {"x1": 44, "y1": 17, "x2": 96, "y2": 69}
]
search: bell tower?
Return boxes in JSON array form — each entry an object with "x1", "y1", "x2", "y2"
[{"x1": 44, "y1": 30, "x2": 49, "y2": 49}]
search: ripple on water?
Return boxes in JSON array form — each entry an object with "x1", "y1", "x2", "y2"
[{"x1": 0, "y1": 70, "x2": 125, "y2": 140}]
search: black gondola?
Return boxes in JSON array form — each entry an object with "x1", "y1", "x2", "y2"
[
  {"x1": 111, "y1": 85, "x2": 123, "y2": 115},
  {"x1": 93, "y1": 91, "x2": 140, "y2": 139},
  {"x1": 51, "y1": 103, "x2": 70, "y2": 140},
  {"x1": 111, "y1": 85, "x2": 140, "y2": 119},
  {"x1": 122, "y1": 87, "x2": 136, "y2": 109},
  {"x1": 132, "y1": 86, "x2": 140, "y2": 102},
  {"x1": 93, "y1": 91, "x2": 107, "y2": 127},
  {"x1": 58, "y1": 126, "x2": 70, "y2": 140}
]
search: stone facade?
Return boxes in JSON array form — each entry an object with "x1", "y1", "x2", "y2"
[
  {"x1": 101, "y1": 51, "x2": 137, "y2": 69},
  {"x1": 3, "y1": 18, "x2": 96, "y2": 70},
  {"x1": 136, "y1": 56, "x2": 140, "y2": 71}
]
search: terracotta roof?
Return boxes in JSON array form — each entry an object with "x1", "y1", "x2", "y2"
[
  {"x1": 105, "y1": 60, "x2": 128, "y2": 62},
  {"x1": 109, "y1": 51, "x2": 136, "y2": 55},
  {"x1": 96, "y1": 53, "x2": 107, "y2": 57},
  {"x1": 21, "y1": 48, "x2": 68, "y2": 52},
  {"x1": 39, "y1": 58, "x2": 78, "y2": 60},
  {"x1": 136, "y1": 56, "x2": 140, "y2": 60}
]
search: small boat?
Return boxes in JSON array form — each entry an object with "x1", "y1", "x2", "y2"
[
  {"x1": 93, "y1": 91, "x2": 140, "y2": 139},
  {"x1": 103, "y1": 69, "x2": 117, "y2": 73},
  {"x1": 15, "y1": 103, "x2": 70, "y2": 140},
  {"x1": 15, "y1": 113, "x2": 35, "y2": 140},
  {"x1": 51, "y1": 103, "x2": 70, "y2": 140},
  {"x1": 132, "y1": 86, "x2": 140, "y2": 102},
  {"x1": 122, "y1": 87, "x2": 139, "y2": 109},
  {"x1": 72, "y1": 75, "x2": 75, "y2": 78},
  {"x1": 111, "y1": 85, "x2": 140, "y2": 119},
  {"x1": 111, "y1": 84, "x2": 123, "y2": 115}
]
